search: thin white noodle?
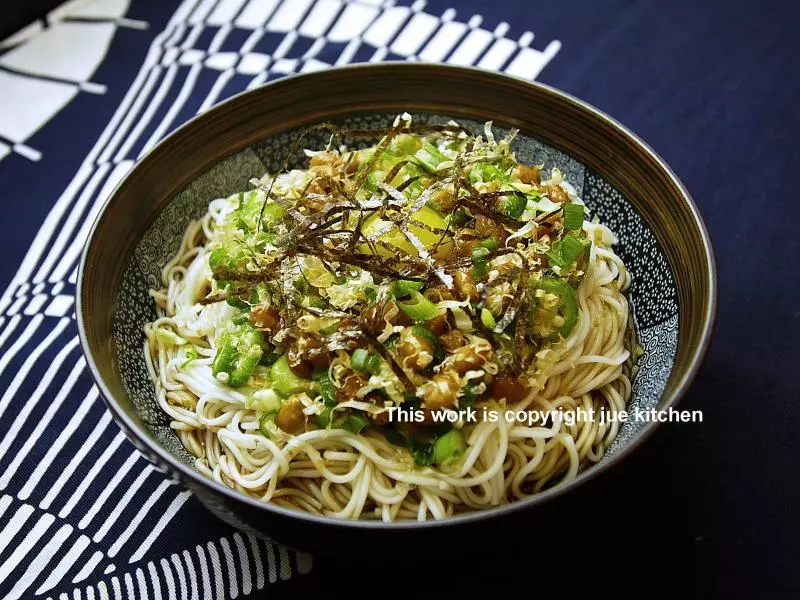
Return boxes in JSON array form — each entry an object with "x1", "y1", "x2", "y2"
[{"x1": 144, "y1": 173, "x2": 636, "y2": 521}]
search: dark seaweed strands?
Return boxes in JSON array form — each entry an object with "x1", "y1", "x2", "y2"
[
  {"x1": 212, "y1": 121, "x2": 559, "y2": 373},
  {"x1": 256, "y1": 122, "x2": 468, "y2": 231}
]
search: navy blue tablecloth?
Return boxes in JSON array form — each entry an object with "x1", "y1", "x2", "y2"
[{"x1": 0, "y1": 0, "x2": 796, "y2": 597}]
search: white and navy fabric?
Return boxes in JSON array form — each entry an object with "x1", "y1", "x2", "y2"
[
  {"x1": 0, "y1": 0, "x2": 796, "y2": 598},
  {"x1": 0, "y1": 1, "x2": 562, "y2": 598}
]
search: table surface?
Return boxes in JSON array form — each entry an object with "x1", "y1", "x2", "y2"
[{"x1": 0, "y1": 0, "x2": 796, "y2": 598}]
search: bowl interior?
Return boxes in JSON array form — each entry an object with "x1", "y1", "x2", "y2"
[{"x1": 113, "y1": 111, "x2": 679, "y2": 472}]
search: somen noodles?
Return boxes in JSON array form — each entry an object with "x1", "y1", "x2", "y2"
[{"x1": 144, "y1": 116, "x2": 636, "y2": 521}]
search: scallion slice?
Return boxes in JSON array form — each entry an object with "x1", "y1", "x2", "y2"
[
  {"x1": 339, "y1": 413, "x2": 370, "y2": 434},
  {"x1": 497, "y1": 192, "x2": 527, "y2": 220},
  {"x1": 413, "y1": 143, "x2": 449, "y2": 172},
  {"x1": 472, "y1": 247, "x2": 488, "y2": 280},
  {"x1": 156, "y1": 329, "x2": 186, "y2": 346},
  {"x1": 450, "y1": 208, "x2": 469, "y2": 226},
  {"x1": 260, "y1": 203, "x2": 288, "y2": 231},
  {"x1": 563, "y1": 203, "x2": 584, "y2": 231},
  {"x1": 351, "y1": 348, "x2": 369, "y2": 372},
  {"x1": 433, "y1": 430, "x2": 467, "y2": 466},
  {"x1": 270, "y1": 354, "x2": 310, "y2": 396},
  {"x1": 365, "y1": 353, "x2": 383, "y2": 375},
  {"x1": 313, "y1": 370, "x2": 336, "y2": 406},
  {"x1": 259, "y1": 411, "x2": 277, "y2": 438},
  {"x1": 410, "y1": 324, "x2": 445, "y2": 363},
  {"x1": 313, "y1": 405, "x2": 333, "y2": 429},
  {"x1": 547, "y1": 233, "x2": 589, "y2": 269},
  {"x1": 397, "y1": 291, "x2": 440, "y2": 322},
  {"x1": 181, "y1": 346, "x2": 199, "y2": 367},
  {"x1": 392, "y1": 279, "x2": 424, "y2": 298},
  {"x1": 351, "y1": 350, "x2": 383, "y2": 375},
  {"x1": 479, "y1": 237, "x2": 499, "y2": 252},
  {"x1": 534, "y1": 277, "x2": 580, "y2": 340}
]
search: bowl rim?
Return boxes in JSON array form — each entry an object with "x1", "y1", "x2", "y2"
[{"x1": 77, "y1": 62, "x2": 718, "y2": 530}]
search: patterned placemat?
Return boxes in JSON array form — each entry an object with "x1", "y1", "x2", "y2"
[{"x1": 0, "y1": 1, "x2": 563, "y2": 597}]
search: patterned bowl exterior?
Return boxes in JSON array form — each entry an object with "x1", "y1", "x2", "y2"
[{"x1": 78, "y1": 64, "x2": 715, "y2": 551}]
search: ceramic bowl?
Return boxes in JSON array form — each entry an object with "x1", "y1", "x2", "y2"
[{"x1": 78, "y1": 63, "x2": 716, "y2": 554}]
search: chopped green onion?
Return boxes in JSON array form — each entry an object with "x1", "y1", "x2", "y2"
[
  {"x1": 307, "y1": 295, "x2": 326, "y2": 309},
  {"x1": 433, "y1": 430, "x2": 467, "y2": 466},
  {"x1": 410, "y1": 324, "x2": 437, "y2": 347},
  {"x1": 212, "y1": 325, "x2": 266, "y2": 386},
  {"x1": 547, "y1": 233, "x2": 589, "y2": 269},
  {"x1": 472, "y1": 247, "x2": 488, "y2": 280},
  {"x1": 381, "y1": 425, "x2": 437, "y2": 466},
  {"x1": 480, "y1": 308, "x2": 496, "y2": 329},
  {"x1": 365, "y1": 354, "x2": 383, "y2": 375},
  {"x1": 312, "y1": 372, "x2": 336, "y2": 429},
  {"x1": 389, "y1": 133, "x2": 422, "y2": 156},
  {"x1": 479, "y1": 237, "x2": 499, "y2": 252},
  {"x1": 226, "y1": 296, "x2": 250, "y2": 310},
  {"x1": 249, "y1": 283, "x2": 270, "y2": 305},
  {"x1": 252, "y1": 234, "x2": 276, "y2": 254},
  {"x1": 535, "y1": 277, "x2": 579, "y2": 340},
  {"x1": 259, "y1": 411, "x2": 277, "y2": 437},
  {"x1": 155, "y1": 329, "x2": 186, "y2": 346},
  {"x1": 212, "y1": 336, "x2": 237, "y2": 377},
  {"x1": 413, "y1": 142, "x2": 449, "y2": 172},
  {"x1": 459, "y1": 384, "x2": 481, "y2": 410},
  {"x1": 208, "y1": 247, "x2": 231, "y2": 274},
  {"x1": 446, "y1": 139, "x2": 466, "y2": 153},
  {"x1": 497, "y1": 192, "x2": 527, "y2": 220},
  {"x1": 229, "y1": 331, "x2": 265, "y2": 387},
  {"x1": 382, "y1": 333, "x2": 398, "y2": 351},
  {"x1": 269, "y1": 354, "x2": 310, "y2": 396},
  {"x1": 563, "y1": 203, "x2": 584, "y2": 231},
  {"x1": 481, "y1": 164, "x2": 504, "y2": 182},
  {"x1": 338, "y1": 413, "x2": 370, "y2": 434},
  {"x1": 314, "y1": 405, "x2": 334, "y2": 429},
  {"x1": 294, "y1": 276, "x2": 309, "y2": 294},
  {"x1": 232, "y1": 313, "x2": 250, "y2": 326},
  {"x1": 351, "y1": 350, "x2": 383, "y2": 375},
  {"x1": 409, "y1": 437, "x2": 435, "y2": 466},
  {"x1": 260, "y1": 203, "x2": 287, "y2": 231},
  {"x1": 468, "y1": 166, "x2": 480, "y2": 184},
  {"x1": 410, "y1": 324, "x2": 445, "y2": 363},
  {"x1": 391, "y1": 279, "x2": 424, "y2": 298},
  {"x1": 313, "y1": 370, "x2": 336, "y2": 406},
  {"x1": 450, "y1": 208, "x2": 469, "y2": 227},
  {"x1": 469, "y1": 163, "x2": 507, "y2": 184},
  {"x1": 351, "y1": 348, "x2": 369, "y2": 372},
  {"x1": 404, "y1": 177, "x2": 425, "y2": 199},
  {"x1": 181, "y1": 346, "x2": 199, "y2": 367},
  {"x1": 319, "y1": 320, "x2": 340, "y2": 335},
  {"x1": 397, "y1": 290, "x2": 440, "y2": 322}
]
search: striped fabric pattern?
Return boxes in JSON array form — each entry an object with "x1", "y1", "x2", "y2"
[{"x1": 0, "y1": 0, "x2": 560, "y2": 597}]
